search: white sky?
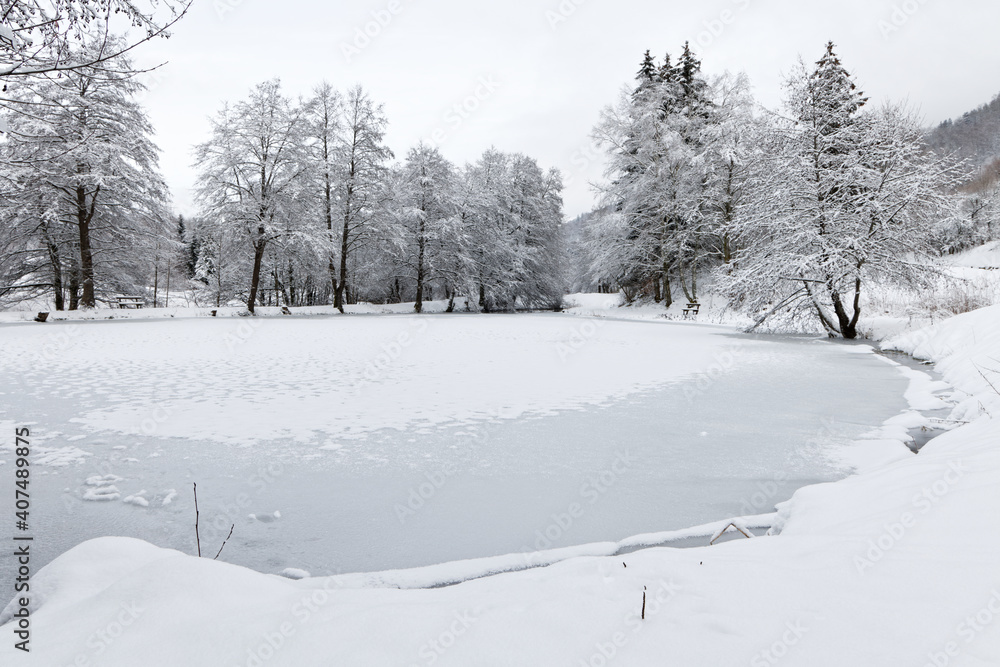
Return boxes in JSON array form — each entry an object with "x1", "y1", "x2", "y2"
[{"x1": 134, "y1": 0, "x2": 1000, "y2": 219}]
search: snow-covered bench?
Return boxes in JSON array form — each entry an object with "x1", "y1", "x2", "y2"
[
  {"x1": 113, "y1": 296, "x2": 144, "y2": 309},
  {"x1": 682, "y1": 302, "x2": 700, "y2": 319}
]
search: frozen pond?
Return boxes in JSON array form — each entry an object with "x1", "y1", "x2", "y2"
[{"x1": 0, "y1": 314, "x2": 910, "y2": 581}]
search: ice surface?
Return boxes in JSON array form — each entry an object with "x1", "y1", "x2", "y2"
[{"x1": 0, "y1": 315, "x2": 912, "y2": 584}]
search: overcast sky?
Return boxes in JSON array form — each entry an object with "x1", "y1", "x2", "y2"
[{"x1": 134, "y1": 0, "x2": 1000, "y2": 219}]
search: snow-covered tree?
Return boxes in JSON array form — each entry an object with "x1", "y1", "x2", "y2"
[
  {"x1": 0, "y1": 34, "x2": 170, "y2": 308},
  {"x1": 330, "y1": 85, "x2": 393, "y2": 312},
  {"x1": 590, "y1": 44, "x2": 744, "y2": 305},
  {"x1": 390, "y1": 143, "x2": 459, "y2": 312},
  {"x1": 194, "y1": 79, "x2": 313, "y2": 313},
  {"x1": 0, "y1": 0, "x2": 189, "y2": 80},
  {"x1": 305, "y1": 81, "x2": 342, "y2": 304},
  {"x1": 720, "y1": 43, "x2": 962, "y2": 338},
  {"x1": 461, "y1": 148, "x2": 564, "y2": 311}
]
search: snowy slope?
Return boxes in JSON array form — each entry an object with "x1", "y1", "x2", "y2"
[{"x1": 2, "y1": 308, "x2": 999, "y2": 665}]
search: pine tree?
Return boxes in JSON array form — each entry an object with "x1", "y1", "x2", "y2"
[{"x1": 720, "y1": 43, "x2": 960, "y2": 338}]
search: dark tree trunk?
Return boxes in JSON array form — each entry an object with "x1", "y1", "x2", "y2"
[
  {"x1": 478, "y1": 283, "x2": 488, "y2": 313},
  {"x1": 68, "y1": 248, "x2": 80, "y2": 310},
  {"x1": 323, "y1": 132, "x2": 339, "y2": 308},
  {"x1": 75, "y1": 183, "x2": 99, "y2": 308},
  {"x1": 44, "y1": 235, "x2": 65, "y2": 311},
  {"x1": 334, "y1": 210, "x2": 350, "y2": 313},
  {"x1": 690, "y1": 252, "x2": 698, "y2": 303},
  {"x1": 247, "y1": 233, "x2": 267, "y2": 314},
  {"x1": 414, "y1": 217, "x2": 426, "y2": 313}
]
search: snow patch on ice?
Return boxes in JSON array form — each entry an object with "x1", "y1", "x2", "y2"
[
  {"x1": 85, "y1": 474, "x2": 123, "y2": 486},
  {"x1": 33, "y1": 446, "x2": 91, "y2": 467},
  {"x1": 82, "y1": 486, "x2": 120, "y2": 502},
  {"x1": 123, "y1": 491, "x2": 149, "y2": 507}
]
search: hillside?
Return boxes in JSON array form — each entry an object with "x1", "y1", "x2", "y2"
[{"x1": 927, "y1": 93, "x2": 1000, "y2": 171}]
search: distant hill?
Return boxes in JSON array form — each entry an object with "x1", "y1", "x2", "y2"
[{"x1": 926, "y1": 93, "x2": 1000, "y2": 170}]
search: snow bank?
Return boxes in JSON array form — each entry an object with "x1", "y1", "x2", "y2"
[
  {"x1": 885, "y1": 304, "x2": 1000, "y2": 419},
  {"x1": 3, "y1": 309, "x2": 999, "y2": 665}
]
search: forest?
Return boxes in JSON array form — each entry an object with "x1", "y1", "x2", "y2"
[{"x1": 2, "y1": 3, "x2": 998, "y2": 337}]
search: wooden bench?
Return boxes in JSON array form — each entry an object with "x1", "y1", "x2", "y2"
[
  {"x1": 113, "y1": 295, "x2": 144, "y2": 309},
  {"x1": 682, "y1": 302, "x2": 700, "y2": 319}
]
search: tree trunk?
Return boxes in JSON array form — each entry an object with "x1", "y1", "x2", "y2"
[
  {"x1": 653, "y1": 275, "x2": 662, "y2": 303},
  {"x1": 76, "y1": 183, "x2": 98, "y2": 308},
  {"x1": 247, "y1": 234, "x2": 266, "y2": 314},
  {"x1": 679, "y1": 266, "x2": 693, "y2": 303},
  {"x1": 43, "y1": 233, "x2": 65, "y2": 311},
  {"x1": 415, "y1": 216, "x2": 426, "y2": 313},
  {"x1": 828, "y1": 283, "x2": 856, "y2": 339},
  {"x1": 334, "y1": 211, "x2": 350, "y2": 313},
  {"x1": 690, "y1": 252, "x2": 698, "y2": 303},
  {"x1": 321, "y1": 126, "x2": 339, "y2": 308},
  {"x1": 68, "y1": 266, "x2": 80, "y2": 311},
  {"x1": 663, "y1": 272, "x2": 673, "y2": 308}
]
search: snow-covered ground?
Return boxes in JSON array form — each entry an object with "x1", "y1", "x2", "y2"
[
  {"x1": 4, "y1": 301, "x2": 999, "y2": 664},
  {"x1": 0, "y1": 243, "x2": 997, "y2": 665},
  {"x1": 0, "y1": 308, "x2": 996, "y2": 665}
]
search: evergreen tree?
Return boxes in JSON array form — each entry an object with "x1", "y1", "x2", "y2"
[{"x1": 720, "y1": 43, "x2": 960, "y2": 338}]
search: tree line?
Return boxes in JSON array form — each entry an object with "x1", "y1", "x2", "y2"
[
  {"x1": 0, "y1": 30, "x2": 565, "y2": 313},
  {"x1": 582, "y1": 41, "x2": 981, "y2": 338},
  {"x1": 191, "y1": 80, "x2": 564, "y2": 313}
]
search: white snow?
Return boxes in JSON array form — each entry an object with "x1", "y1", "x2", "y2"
[
  {"x1": 31, "y1": 445, "x2": 91, "y2": 467},
  {"x1": 0, "y1": 310, "x2": 918, "y2": 581},
  {"x1": 0, "y1": 315, "x2": 757, "y2": 445},
  {"x1": 279, "y1": 568, "x2": 311, "y2": 580},
  {"x1": 81, "y1": 485, "x2": 121, "y2": 502},
  {"x1": 2, "y1": 306, "x2": 999, "y2": 665},
  {"x1": 85, "y1": 474, "x2": 123, "y2": 486},
  {"x1": 123, "y1": 491, "x2": 150, "y2": 507}
]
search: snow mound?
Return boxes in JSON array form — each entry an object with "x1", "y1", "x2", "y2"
[
  {"x1": 82, "y1": 485, "x2": 121, "y2": 502},
  {"x1": 279, "y1": 568, "x2": 310, "y2": 580},
  {"x1": 86, "y1": 474, "x2": 123, "y2": 486},
  {"x1": 123, "y1": 491, "x2": 149, "y2": 507}
]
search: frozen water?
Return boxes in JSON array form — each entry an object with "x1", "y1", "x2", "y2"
[{"x1": 0, "y1": 315, "x2": 909, "y2": 582}]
